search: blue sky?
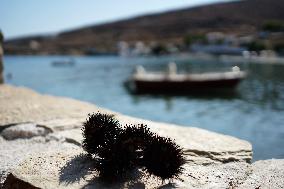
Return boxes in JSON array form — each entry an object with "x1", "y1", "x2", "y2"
[{"x1": 0, "y1": 0, "x2": 231, "y2": 39}]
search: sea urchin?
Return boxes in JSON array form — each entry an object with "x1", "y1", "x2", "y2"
[
  {"x1": 81, "y1": 112, "x2": 121, "y2": 155},
  {"x1": 142, "y1": 135, "x2": 186, "y2": 180},
  {"x1": 81, "y1": 112, "x2": 186, "y2": 182}
]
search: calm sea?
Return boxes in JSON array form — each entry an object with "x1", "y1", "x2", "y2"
[{"x1": 3, "y1": 55, "x2": 284, "y2": 161}]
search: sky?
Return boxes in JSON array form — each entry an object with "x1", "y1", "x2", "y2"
[{"x1": 0, "y1": 0, "x2": 232, "y2": 39}]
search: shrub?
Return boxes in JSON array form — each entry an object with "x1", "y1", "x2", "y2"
[
  {"x1": 151, "y1": 44, "x2": 168, "y2": 55},
  {"x1": 262, "y1": 21, "x2": 284, "y2": 32},
  {"x1": 246, "y1": 41, "x2": 267, "y2": 52},
  {"x1": 184, "y1": 34, "x2": 207, "y2": 46}
]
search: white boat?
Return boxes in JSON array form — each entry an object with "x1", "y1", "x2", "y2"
[{"x1": 125, "y1": 63, "x2": 246, "y2": 94}]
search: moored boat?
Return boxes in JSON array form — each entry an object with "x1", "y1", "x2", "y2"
[{"x1": 125, "y1": 63, "x2": 246, "y2": 94}]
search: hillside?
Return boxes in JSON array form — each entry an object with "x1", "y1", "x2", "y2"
[{"x1": 4, "y1": 0, "x2": 284, "y2": 54}]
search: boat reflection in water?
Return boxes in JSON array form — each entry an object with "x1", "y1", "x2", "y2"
[{"x1": 125, "y1": 63, "x2": 246, "y2": 95}]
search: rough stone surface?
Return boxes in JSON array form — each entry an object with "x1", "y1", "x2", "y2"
[
  {"x1": 2, "y1": 84, "x2": 274, "y2": 188},
  {"x1": 3, "y1": 150, "x2": 88, "y2": 189},
  {"x1": 0, "y1": 136, "x2": 80, "y2": 187},
  {"x1": 0, "y1": 85, "x2": 252, "y2": 164},
  {"x1": 38, "y1": 119, "x2": 85, "y2": 131},
  {"x1": 238, "y1": 159, "x2": 284, "y2": 189},
  {"x1": 3, "y1": 150, "x2": 284, "y2": 189},
  {"x1": 122, "y1": 117, "x2": 253, "y2": 164},
  {"x1": 1, "y1": 123, "x2": 52, "y2": 140},
  {"x1": 0, "y1": 85, "x2": 102, "y2": 130},
  {"x1": 54, "y1": 126, "x2": 252, "y2": 165},
  {"x1": 178, "y1": 160, "x2": 284, "y2": 188},
  {"x1": 50, "y1": 129, "x2": 83, "y2": 146}
]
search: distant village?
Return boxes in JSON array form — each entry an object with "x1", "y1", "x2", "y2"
[
  {"x1": 115, "y1": 23, "x2": 284, "y2": 59},
  {"x1": 32, "y1": 25, "x2": 284, "y2": 58}
]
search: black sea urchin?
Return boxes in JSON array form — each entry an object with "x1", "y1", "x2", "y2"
[
  {"x1": 82, "y1": 112, "x2": 121, "y2": 155},
  {"x1": 95, "y1": 124, "x2": 154, "y2": 180},
  {"x1": 95, "y1": 140, "x2": 137, "y2": 181},
  {"x1": 81, "y1": 112, "x2": 186, "y2": 182},
  {"x1": 142, "y1": 135, "x2": 186, "y2": 180},
  {"x1": 117, "y1": 124, "x2": 154, "y2": 166},
  {"x1": 121, "y1": 124, "x2": 154, "y2": 151}
]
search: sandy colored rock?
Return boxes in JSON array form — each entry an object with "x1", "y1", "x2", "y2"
[
  {"x1": 0, "y1": 85, "x2": 103, "y2": 129},
  {"x1": 53, "y1": 125, "x2": 252, "y2": 164},
  {"x1": 3, "y1": 150, "x2": 86, "y2": 189},
  {"x1": 3, "y1": 150, "x2": 162, "y2": 189},
  {"x1": 0, "y1": 85, "x2": 282, "y2": 188},
  {"x1": 179, "y1": 160, "x2": 284, "y2": 188},
  {"x1": 4, "y1": 150, "x2": 284, "y2": 189},
  {"x1": 1, "y1": 123, "x2": 52, "y2": 140},
  {"x1": 37, "y1": 119, "x2": 85, "y2": 131},
  {"x1": 238, "y1": 159, "x2": 284, "y2": 189},
  {"x1": 49, "y1": 129, "x2": 82, "y2": 146},
  {"x1": 0, "y1": 85, "x2": 252, "y2": 164},
  {"x1": 0, "y1": 136, "x2": 80, "y2": 187},
  {"x1": 126, "y1": 119, "x2": 252, "y2": 164},
  {"x1": 178, "y1": 162, "x2": 251, "y2": 188}
]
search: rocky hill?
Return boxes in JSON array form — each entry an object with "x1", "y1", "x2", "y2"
[{"x1": 4, "y1": 0, "x2": 284, "y2": 54}]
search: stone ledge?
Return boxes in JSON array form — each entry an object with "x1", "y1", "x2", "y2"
[
  {"x1": 0, "y1": 84, "x2": 258, "y2": 188},
  {"x1": 0, "y1": 84, "x2": 252, "y2": 164},
  {"x1": 3, "y1": 150, "x2": 284, "y2": 189}
]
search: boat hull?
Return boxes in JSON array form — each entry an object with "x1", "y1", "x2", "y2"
[{"x1": 127, "y1": 78, "x2": 242, "y2": 94}]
